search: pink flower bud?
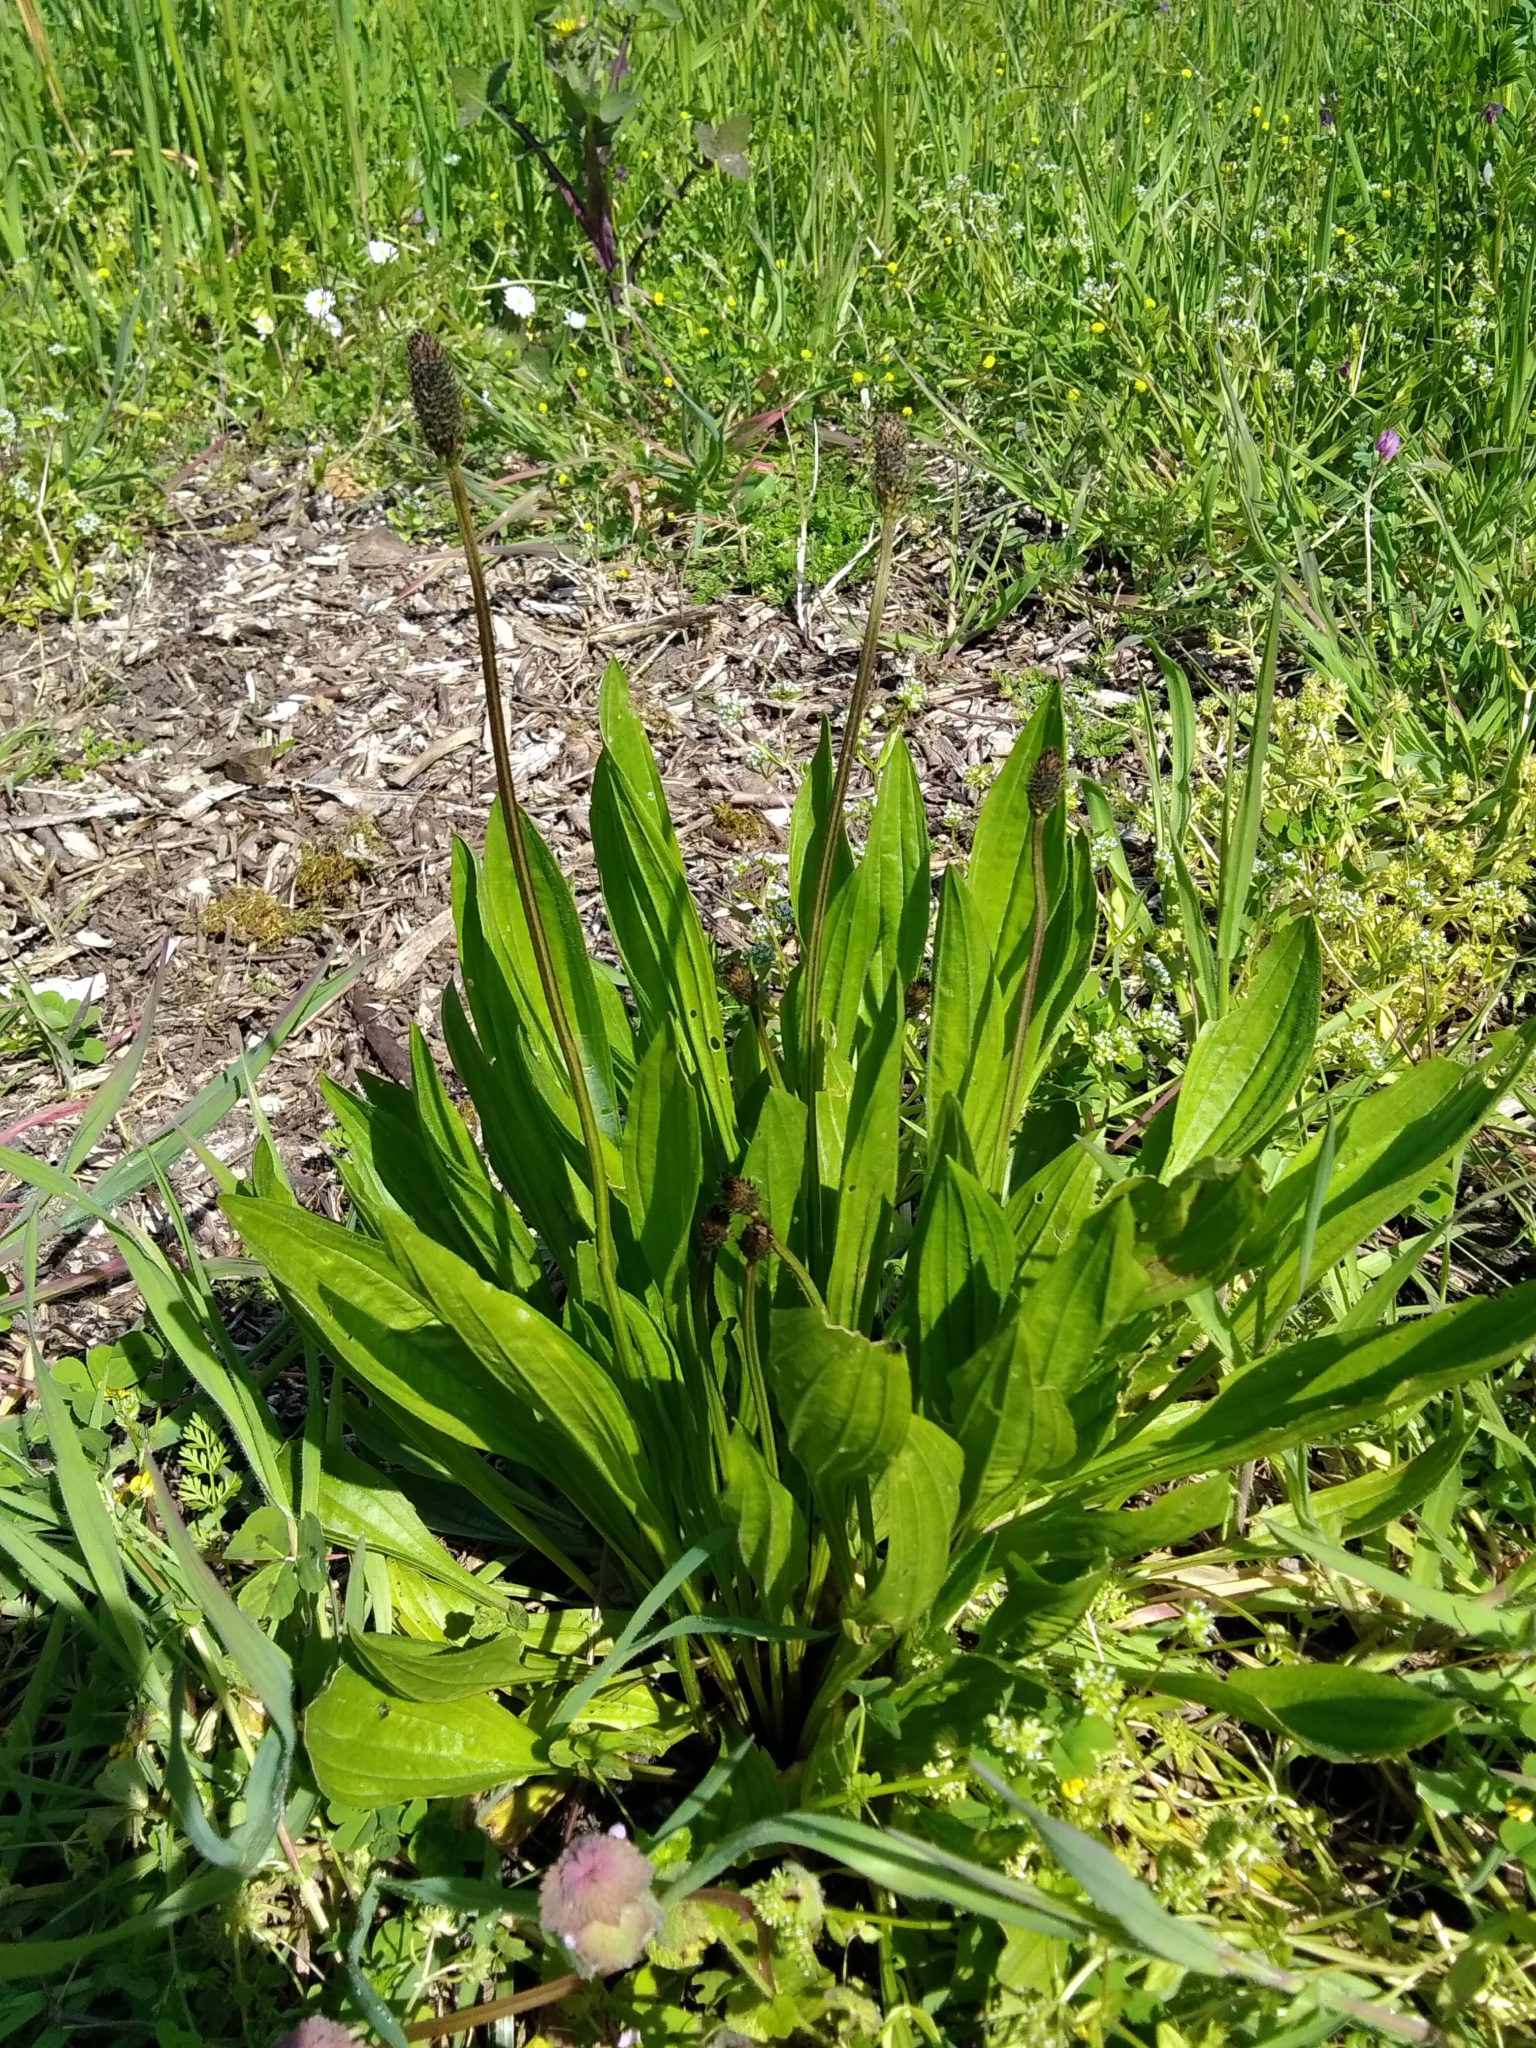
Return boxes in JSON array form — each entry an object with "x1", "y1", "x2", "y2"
[{"x1": 539, "y1": 1831, "x2": 662, "y2": 1978}]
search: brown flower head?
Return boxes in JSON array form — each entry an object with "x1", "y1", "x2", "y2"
[
  {"x1": 406, "y1": 329, "x2": 464, "y2": 462},
  {"x1": 872, "y1": 412, "x2": 910, "y2": 515},
  {"x1": 697, "y1": 1204, "x2": 732, "y2": 1255},
  {"x1": 721, "y1": 957, "x2": 759, "y2": 1005},
  {"x1": 1027, "y1": 746, "x2": 1065, "y2": 817},
  {"x1": 740, "y1": 1217, "x2": 772, "y2": 1264}
]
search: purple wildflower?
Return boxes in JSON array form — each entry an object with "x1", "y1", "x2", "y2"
[
  {"x1": 1484, "y1": 101, "x2": 1505, "y2": 127},
  {"x1": 1375, "y1": 429, "x2": 1402, "y2": 464},
  {"x1": 539, "y1": 1831, "x2": 662, "y2": 1978}
]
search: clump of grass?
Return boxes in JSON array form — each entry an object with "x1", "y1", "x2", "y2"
[{"x1": 201, "y1": 886, "x2": 320, "y2": 946}]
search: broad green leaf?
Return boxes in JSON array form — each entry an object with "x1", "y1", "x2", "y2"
[
  {"x1": 1019, "y1": 1475, "x2": 1229, "y2": 1562},
  {"x1": 723, "y1": 1427, "x2": 807, "y2": 1617},
  {"x1": 1260, "y1": 1432, "x2": 1470, "y2": 1545},
  {"x1": 1085, "y1": 1279, "x2": 1536, "y2": 1498},
  {"x1": 295, "y1": 1441, "x2": 516, "y2": 1608},
  {"x1": 305, "y1": 1662, "x2": 547, "y2": 1804},
  {"x1": 372, "y1": 1208, "x2": 663, "y2": 1557},
  {"x1": 910, "y1": 1157, "x2": 1016, "y2": 1414},
  {"x1": 952, "y1": 1319, "x2": 1075, "y2": 1533},
  {"x1": 928, "y1": 867, "x2": 1007, "y2": 1167},
  {"x1": 1001, "y1": 835, "x2": 1099, "y2": 1136},
  {"x1": 593, "y1": 662, "x2": 736, "y2": 1152},
  {"x1": 347, "y1": 1630, "x2": 529, "y2": 1704},
  {"x1": 623, "y1": 1025, "x2": 703, "y2": 1313},
  {"x1": 1008, "y1": 1142, "x2": 1099, "y2": 1287},
  {"x1": 1166, "y1": 918, "x2": 1321, "y2": 1177},
  {"x1": 1151, "y1": 1664, "x2": 1460, "y2": 1760},
  {"x1": 825, "y1": 979, "x2": 904, "y2": 1329},
  {"x1": 741, "y1": 1084, "x2": 808, "y2": 1240},
  {"x1": 1123, "y1": 1161, "x2": 1266, "y2": 1304},
  {"x1": 856, "y1": 1416, "x2": 964, "y2": 1631},
  {"x1": 770, "y1": 1309, "x2": 910, "y2": 1495},
  {"x1": 695, "y1": 110, "x2": 752, "y2": 177},
  {"x1": 227, "y1": 1196, "x2": 656, "y2": 1567},
  {"x1": 1023, "y1": 1195, "x2": 1143, "y2": 1402}
]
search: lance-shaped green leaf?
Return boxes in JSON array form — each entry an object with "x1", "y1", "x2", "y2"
[
  {"x1": 788, "y1": 718, "x2": 854, "y2": 942},
  {"x1": 1165, "y1": 917, "x2": 1320, "y2": 1177},
  {"x1": 818, "y1": 735, "x2": 930, "y2": 1055},
  {"x1": 952, "y1": 1318, "x2": 1075, "y2": 1534},
  {"x1": 1084, "y1": 1279, "x2": 1536, "y2": 1498},
  {"x1": 623, "y1": 1024, "x2": 703, "y2": 1313},
  {"x1": 227, "y1": 1195, "x2": 656, "y2": 1567},
  {"x1": 770, "y1": 1309, "x2": 911, "y2": 1496},
  {"x1": 592, "y1": 662, "x2": 736, "y2": 1152},
  {"x1": 1148, "y1": 1664, "x2": 1460, "y2": 1761},
  {"x1": 854, "y1": 1416, "x2": 964, "y2": 1631},
  {"x1": 1234, "y1": 1021, "x2": 1536, "y2": 1340},
  {"x1": 909, "y1": 1157, "x2": 1016, "y2": 1415},
  {"x1": 373, "y1": 1207, "x2": 664, "y2": 1553},
  {"x1": 968, "y1": 686, "x2": 1070, "y2": 993},
  {"x1": 347, "y1": 1629, "x2": 530, "y2": 1705},
  {"x1": 825, "y1": 978, "x2": 904, "y2": 1330},
  {"x1": 482, "y1": 797, "x2": 625, "y2": 1139},
  {"x1": 928, "y1": 866, "x2": 1008, "y2": 1169},
  {"x1": 724, "y1": 1427, "x2": 808, "y2": 1618}
]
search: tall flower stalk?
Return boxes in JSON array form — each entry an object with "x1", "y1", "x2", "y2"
[{"x1": 406, "y1": 331, "x2": 636, "y2": 1379}]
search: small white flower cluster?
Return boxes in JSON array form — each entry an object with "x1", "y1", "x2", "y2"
[
  {"x1": 1072, "y1": 1657, "x2": 1124, "y2": 1720},
  {"x1": 303, "y1": 286, "x2": 342, "y2": 337},
  {"x1": 0, "y1": 407, "x2": 16, "y2": 444}
]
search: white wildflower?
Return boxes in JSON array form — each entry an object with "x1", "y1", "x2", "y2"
[
  {"x1": 503, "y1": 283, "x2": 537, "y2": 318},
  {"x1": 563, "y1": 308, "x2": 588, "y2": 330},
  {"x1": 366, "y1": 238, "x2": 398, "y2": 265},
  {"x1": 252, "y1": 311, "x2": 275, "y2": 339},
  {"x1": 303, "y1": 286, "x2": 343, "y2": 337}
]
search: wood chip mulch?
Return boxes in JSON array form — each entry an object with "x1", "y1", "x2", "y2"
[{"x1": 1, "y1": 458, "x2": 1138, "y2": 1358}]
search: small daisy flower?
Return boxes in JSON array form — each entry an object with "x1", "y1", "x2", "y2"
[
  {"x1": 303, "y1": 287, "x2": 342, "y2": 337},
  {"x1": 252, "y1": 312, "x2": 275, "y2": 339},
  {"x1": 503, "y1": 283, "x2": 537, "y2": 318},
  {"x1": 564, "y1": 308, "x2": 589, "y2": 330},
  {"x1": 366, "y1": 238, "x2": 398, "y2": 265}
]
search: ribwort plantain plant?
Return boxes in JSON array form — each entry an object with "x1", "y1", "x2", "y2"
[{"x1": 224, "y1": 331, "x2": 1536, "y2": 1848}]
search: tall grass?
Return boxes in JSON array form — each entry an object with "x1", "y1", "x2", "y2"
[{"x1": 2, "y1": 0, "x2": 1534, "y2": 747}]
